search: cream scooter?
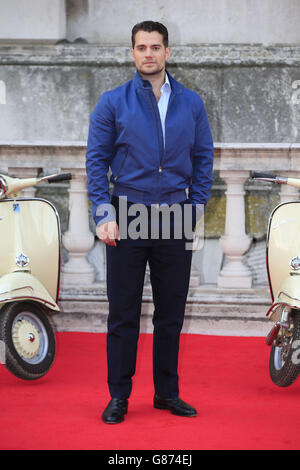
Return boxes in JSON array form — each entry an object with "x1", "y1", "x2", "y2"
[
  {"x1": 252, "y1": 172, "x2": 300, "y2": 386},
  {"x1": 0, "y1": 171, "x2": 71, "y2": 380}
]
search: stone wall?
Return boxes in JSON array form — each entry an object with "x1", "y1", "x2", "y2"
[
  {"x1": 0, "y1": 43, "x2": 299, "y2": 143},
  {"x1": 66, "y1": 0, "x2": 300, "y2": 46}
]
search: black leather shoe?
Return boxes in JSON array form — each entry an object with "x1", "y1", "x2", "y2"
[
  {"x1": 102, "y1": 398, "x2": 128, "y2": 424},
  {"x1": 154, "y1": 395, "x2": 197, "y2": 417}
]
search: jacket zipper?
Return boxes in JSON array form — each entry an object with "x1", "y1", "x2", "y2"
[
  {"x1": 160, "y1": 93, "x2": 175, "y2": 171},
  {"x1": 156, "y1": 93, "x2": 175, "y2": 207},
  {"x1": 148, "y1": 92, "x2": 162, "y2": 207},
  {"x1": 149, "y1": 90, "x2": 172, "y2": 207}
]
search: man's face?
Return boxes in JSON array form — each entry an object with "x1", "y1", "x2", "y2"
[{"x1": 131, "y1": 30, "x2": 170, "y2": 77}]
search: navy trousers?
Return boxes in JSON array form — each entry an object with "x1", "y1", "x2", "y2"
[{"x1": 105, "y1": 197, "x2": 194, "y2": 399}]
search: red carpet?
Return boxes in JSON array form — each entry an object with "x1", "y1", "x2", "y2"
[{"x1": 0, "y1": 331, "x2": 300, "y2": 450}]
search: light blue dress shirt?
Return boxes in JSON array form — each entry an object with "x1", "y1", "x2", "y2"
[{"x1": 157, "y1": 73, "x2": 171, "y2": 146}]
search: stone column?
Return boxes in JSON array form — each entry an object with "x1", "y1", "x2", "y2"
[
  {"x1": 61, "y1": 171, "x2": 95, "y2": 286},
  {"x1": 189, "y1": 266, "x2": 200, "y2": 287},
  {"x1": 217, "y1": 170, "x2": 252, "y2": 288}
]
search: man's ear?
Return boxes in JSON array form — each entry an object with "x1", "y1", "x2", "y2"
[{"x1": 166, "y1": 47, "x2": 171, "y2": 61}]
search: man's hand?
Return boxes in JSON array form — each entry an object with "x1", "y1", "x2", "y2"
[{"x1": 96, "y1": 221, "x2": 120, "y2": 246}]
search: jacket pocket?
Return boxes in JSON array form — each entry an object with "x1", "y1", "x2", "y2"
[
  {"x1": 182, "y1": 148, "x2": 193, "y2": 178},
  {"x1": 113, "y1": 147, "x2": 129, "y2": 181}
]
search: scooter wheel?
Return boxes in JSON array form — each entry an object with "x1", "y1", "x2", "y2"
[
  {"x1": 0, "y1": 301, "x2": 56, "y2": 380},
  {"x1": 269, "y1": 311, "x2": 300, "y2": 387}
]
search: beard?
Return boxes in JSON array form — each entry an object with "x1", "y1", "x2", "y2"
[{"x1": 137, "y1": 63, "x2": 164, "y2": 77}]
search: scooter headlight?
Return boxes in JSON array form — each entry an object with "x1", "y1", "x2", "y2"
[
  {"x1": 290, "y1": 256, "x2": 300, "y2": 270},
  {"x1": 0, "y1": 176, "x2": 7, "y2": 199}
]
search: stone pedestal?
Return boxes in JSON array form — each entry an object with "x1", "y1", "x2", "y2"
[
  {"x1": 218, "y1": 171, "x2": 252, "y2": 288},
  {"x1": 61, "y1": 171, "x2": 95, "y2": 286}
]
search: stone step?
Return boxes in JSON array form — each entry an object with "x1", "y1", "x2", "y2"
[{"x1": 53, "y1": 284, "x2": 273, "y2": 337}]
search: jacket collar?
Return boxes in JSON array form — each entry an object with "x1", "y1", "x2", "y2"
[{"x1": 133, "y1": 69, "x2": 184, "y2": 95}]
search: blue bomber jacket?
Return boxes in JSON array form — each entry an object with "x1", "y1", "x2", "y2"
[{"x1": 86, "y1": 70, "x2": 214, "y2": 226}]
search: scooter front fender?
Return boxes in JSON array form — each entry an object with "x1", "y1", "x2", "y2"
[
  {"x1": 267, "y1": 275, "x2": 300, "y2": 321},
  {"x1": 0, "y1": 272, "x2": 59, "y2": 312}
]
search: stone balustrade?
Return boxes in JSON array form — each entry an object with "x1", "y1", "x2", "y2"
[{"x1": 1, "y1": 141, "x2": 300, "y2": 335}]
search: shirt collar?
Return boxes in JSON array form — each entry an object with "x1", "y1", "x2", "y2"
[
  {"x1": 161, "y1": 72, "x2": 171, "y2": 92},
  {"x1": 134, "y1": 69, "x2": 179, "y2": 93}
]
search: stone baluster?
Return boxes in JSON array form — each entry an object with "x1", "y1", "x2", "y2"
[
  {"x1": 217, "y1": 170, "x2": 252, "y2": 288},
  {"x1": 61, "y1": 170, "x2": 95, "y2": 285},
  {"x1": 189, "y1": 266, "x2": 200, "y2": 287}
]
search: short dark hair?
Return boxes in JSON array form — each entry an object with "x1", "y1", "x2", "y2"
[{"x1": 131, "y1": 21, "x2": 169, "y2": 48}]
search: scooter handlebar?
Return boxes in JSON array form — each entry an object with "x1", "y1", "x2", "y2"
[
  {"x1": 251, "y1": 171, "x2": 277, "y2": 180},
  {"x1": 45, "y1": 173, "x2": 72, "y2": 183},
  {"x1": 251, "y1": 171, "x2": 300, "y2": 188},
  {"x1": 0, "y1": 172, "x2": 73, "y2": 199},
  {"x1": 250, "y1": 171, "x2": 288, "y2": 184}
]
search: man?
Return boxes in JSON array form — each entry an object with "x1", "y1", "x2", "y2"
[{"x1": 86, "y1": 21, "x2": 213, "y2": 424}]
